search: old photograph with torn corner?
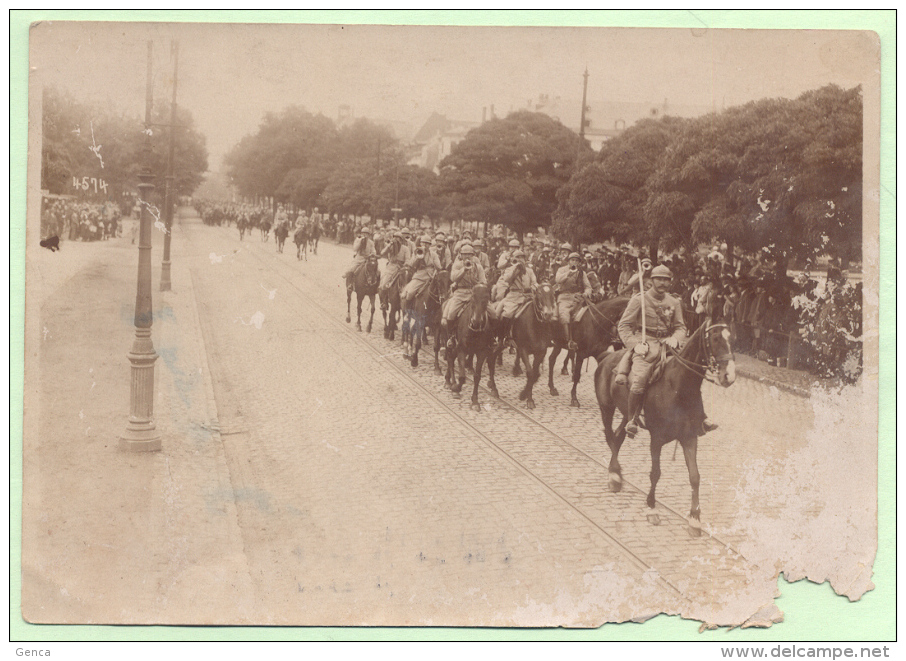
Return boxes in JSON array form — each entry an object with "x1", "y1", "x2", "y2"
[{"x1": 22, "y1": 20, "x2": 880, "y2": 630}]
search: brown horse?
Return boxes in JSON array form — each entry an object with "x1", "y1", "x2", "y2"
[
  {"x1": 346, "y1": 255, "x2": 379, "y2": 332},
  {"x1": 595, "y1": 319, "x2": 736, "y2": 536},
  {"x1": 293, "y1": 225, "x2": 309, "y2": 261},
  {"x1": 380, "y1": 267, "x2": 410, "y2": 341},
  {"x1": 507, "y1": 283, "x2": 557, "y2": 410},
  {"x1": 548, "y1": 296, "x2": 630, "y2": 407},
  {"x1": 442, "y1": 283, "x2": 499, "y2": 411},
  {"x1": 401, "y1": 269, "x2": 450, "y2": 370}
]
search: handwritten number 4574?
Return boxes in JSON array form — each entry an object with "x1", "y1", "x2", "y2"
[{"x1": 72, "y1": 176, "x2": 108, "y2": 194}]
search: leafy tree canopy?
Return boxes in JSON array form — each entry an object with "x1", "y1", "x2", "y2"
[{"x1": 437, "y1": 110, "x2": 590, "y2": 236}]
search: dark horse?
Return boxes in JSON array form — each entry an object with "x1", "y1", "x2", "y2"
[
  {"x1": 274, "y1": 222, "x2": 289, "y2": 253},
  {"x1": 309, "y1": 219, "x2": 321, "y2": 254},
  {"x1": 442, "y1": 283, "x2": 499, "y2": 411},
  {"x1": 401, "y1": 269, "x2": 450, "y2": 370},
  {"x1": 293, "y1": 225, "x2": 309, "y2": 261},
  {"x1": 548, "y1": 296, "x2": 630, "y2": 407},
  {"x1": 595, "y1": 319, "x2": 736, "y2": 536},
  {"x1": 346, "y1": 254, "x2": 379, "y2": 332},
  {"x1": 506, "y1": 283, "x2": 557, "y2": 410},
  {"x1": 380, "y1": 267, "x2": 410, "y2": 342}
]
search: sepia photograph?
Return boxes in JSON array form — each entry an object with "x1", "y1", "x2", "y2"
[{"x1": 16, "y1": 11, "x2": 890, "y2": 639}]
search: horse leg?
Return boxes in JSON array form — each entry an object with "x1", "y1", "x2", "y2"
[
  {"x1": 411, "y1": 313, "x2": 421, "y2": 368},
  {"x1": 486, "y1": 344, "x2": 499, "y2": 399},
  {"x1": 646, "y1": 436, "x2": 666, "y2": 526},
  {"x1": 381, "y1": 293, "x2": 390, "y2": 338},
  {"x1": 570, "y1": 356, "x2": 583, "y2": 408},
  {"x1": 524, "y1": 351, "x2": 543, "y2": 410},
  {"x1": 680, "y1": 434, "x2": 702, "y2": 536},
  {"x1": 517, "y1": 348, "x2": 531, "y2": 401},
  {"x1": 561, "y1": 350, "x2": 571, "y2": 376},
  {"x1": 452, "y1": 350, "x2": 465, "y2": 395},
  {"x1": 435, "y1": 325, "x2": 445, "y2": 376},
  {"x1": 346, "y1": 289, "x2": 352, "y2": 324},
  {"x1": 548, "y1": 345, "x2": 561, "y2": 396},
  {"x1": 356, "y1": 294, "x2": 363, "y2": 331},
  {"x1": 471, "y1": 352, "x2": 485, "y2": 411},
  {"x1": 602, "y1": 405, "x2": 625, "y2": 492}
]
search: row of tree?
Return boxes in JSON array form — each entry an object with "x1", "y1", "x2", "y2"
[
  {"x1": 553, "y1": 84, "x2": 862, "y2": 264},
  {"x1": 226, "y1": 85, "x2": 861, "y2": 265},
  {"x1": 41, "y1": 86, "x2": 209, "y2": 202}
]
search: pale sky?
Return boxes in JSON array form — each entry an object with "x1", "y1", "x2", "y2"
[{"x1": 29, "y1": 20, "x2": 877, "y2": 171}]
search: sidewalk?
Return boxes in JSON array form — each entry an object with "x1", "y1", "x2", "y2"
[
  {"x1": 22, "y1": 209, "x2": 254, "y2": 624},
  {"x1": 733, "y1": 353, "x2": 815, "y2": 397}
]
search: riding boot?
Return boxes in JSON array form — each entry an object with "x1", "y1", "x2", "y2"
[
  {"x1": 565, "y1": 322, "x2": 578, "y2": 351},
  {"x1": 700, "y1": 418, "x2": 719, "y2": 436},
  {"x1": 614, "y1": 349, "x2": 632, "y2": 386},
  {"x1": 626, "y1": 391, "x2": 644, "y2": 436}
]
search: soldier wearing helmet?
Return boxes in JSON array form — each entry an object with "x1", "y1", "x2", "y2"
[
  {"x1": 453, "y1": 229, "x2": 474, "y2": 255},
  {"x1": 441, "y1": 244, "x2": 496, "y2": 335},
  {"x1": 555, "y1": 251, "x2": 593, "y2": 350},
  {"x1": 493, "y1": 249, "x2": 538, "y2": 342},
  {"x1": 472, "y1": 237, "x2": 491, "y2": 275},
  {"x1": 401, "y1": 234, "x2": 442, "y2": 308},
  {"x1": 615, "y1": 263, "x2": 687, "y2": 436},
  {"x1": 497, "y1": 238, "x2": 521, "y2": 270},
  {"x1": 342, "y1": 225, "x2": 376, "y2": 290},
  {"x1": 379, "y1": 230, "x2": 412, "y2": 306},
  {"x1": 434, "y1": 231, "x2": 452, "y2": 270}
]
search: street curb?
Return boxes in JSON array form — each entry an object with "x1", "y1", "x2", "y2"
[{"x1": 735, "y1": 367, "x2": 811, "y2": 399}]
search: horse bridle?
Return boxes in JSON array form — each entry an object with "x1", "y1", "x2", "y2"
[
  {"x1": 667, "y1": 322, "x2": 733, "y2": 384},
  {"x1": 531, "y1": 285, "x2": 554, "y2": 322}
]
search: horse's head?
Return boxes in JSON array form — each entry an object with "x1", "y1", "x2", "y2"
[
  {"x1": 532, "y1": 283, "x2": 558, "y2": 323},
  {"x1": 704, "y1": 320, "x2": 736, "y2": 387},
  {"x1": 471, "y1": 283, "x2": 491, "y2": 313}
]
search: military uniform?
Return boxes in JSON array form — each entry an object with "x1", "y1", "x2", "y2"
[
  {"x1": 380, "y1": 234, "x2": 411, "y2": 290},
  {"x1": 494, "y1": 256, "x2": 537, "y2": 319},
  {"x1": 343, "y1": 230, "x2": 376, "y2": 283},
  {"x1": 442, "y1": 247, "x2": 493, "y2": 324},
  {"x1": 401, "y1": 238, "x2": 442, "y2": 305}
]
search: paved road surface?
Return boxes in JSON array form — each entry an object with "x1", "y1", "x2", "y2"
[{"x1": 179, "y1": 215, "x2": 819, "y2": 626}]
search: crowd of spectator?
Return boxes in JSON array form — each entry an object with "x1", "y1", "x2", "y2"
[{"x1": 40, "y1": 196, "x2": 128, "y2": 243}]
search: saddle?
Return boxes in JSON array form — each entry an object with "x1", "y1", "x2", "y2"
[
  {"x1": 647, "y1": 343, "x2": 671, "y2": 386},
  {"x1": 574, "y1": 305, "x2": 590, "y2": 323},
  {"x1": 514, "y1": 297, "x2": 533, "y2": 319}
]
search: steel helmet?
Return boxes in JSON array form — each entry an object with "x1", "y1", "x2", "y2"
[
  {"x1": 568, "y1": 252, "x2": 581, "y2": 261},
  {"x1": 508, "y1": 239, "x2": 520, "y2": 248},
  {"x1": 360, "y1": 226, "x2": 372, "y2": 234},
  {"x1": 512, "y1": 249, "x2": 526, "y2": 259},
  {"x1": 651, "y1": 264, "x2": 673, "y2": 279},
  {"x1": 420, "y1": 234, "x2": 432, "y2": 244},
  {"x1": 460, "y1": 245, "x2": 475, "y2": 255},
  {"x1": 560, "y1": 242, "x2": 572, "y2": 251}
]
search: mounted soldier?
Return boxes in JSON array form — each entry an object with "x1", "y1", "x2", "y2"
[
  {"x1": 401, "y1": 234, "x2": 442, "y2": 309},
  {"x1": 472, "y1": 237, "x2": 491, "y2": 277},
  {"x1": 434, "y1": 231, "x2": 452, "y2": 270},
  {"x1": 494, "y1": 249, "x2": 538, "y2": 344},
  {"x1": 497, "y1": 238, "x2": 521, "y2": 270},
  {"x1": 342, "y1": 225, "x2": 376, "y2": 292},
  {"x1": 555, "y1": 252, "x2": 592, "y2": 351},
  {"x1": 379, "y1": 230, "x2": 411, "y2": 306},
  {"x1": 614, "y1": 263, "x2": 718, "y2": 437},
  {"x1": 441, "y1": 244, "x2": 496, "y2": 343}
]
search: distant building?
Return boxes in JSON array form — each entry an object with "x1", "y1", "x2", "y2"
[
  {"x1": 410, "y1": 112, "x2": 481, "y2": 172},
  {"x1": 523, "y1": 93, "x2": 714, "y2": 151}
]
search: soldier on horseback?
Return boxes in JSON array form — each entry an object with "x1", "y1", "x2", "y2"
[
  {"x1": 379, "y1": 231, "x2": 411, "y2": 307},
  {"x1": 614, "y1": 264, "x2": 687, "y2": 436},
  {"x1": 342, "y1": 225, "x2": 376, "y2": 291},
  {"x1": 497, "y1": 238, "x2": 522, "y2": 270},
  {"x1": 434, "y1": 231, "x2": 452, "y2": 270},
  {"x1": 493, "y1": 249, "x2": 538, "y2": 345},
  {"x1": 555, "y1": 252, "x2": 593, "y2": 351},
  {"x1": 441, "y1": 244, "x2": 497, "y2": 345},
  {"x1": 401, "y1": 234, "x2": 442, "y2": 308}
]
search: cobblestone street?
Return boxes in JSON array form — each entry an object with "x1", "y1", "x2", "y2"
[{"x1": 181, "y1": 215, "x2": 827, "y2": 626}]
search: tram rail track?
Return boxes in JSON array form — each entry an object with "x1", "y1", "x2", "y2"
[{"x1": 203, "y1": 224, "x2": 756, "y2": 599}]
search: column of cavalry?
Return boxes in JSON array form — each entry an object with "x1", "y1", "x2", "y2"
[
  {"x1": 198, "y1": 200, "x2": 739, "y2": 537},
  {"x1": 337, "y1": 224, "x2": 738, "y2": 536}
]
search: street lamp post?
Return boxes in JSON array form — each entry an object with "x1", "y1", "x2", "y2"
[
  {"x1": 120, "y1": 40, "x2": 161, "y2": 452},
  {"x1": 160, "y1": 40, "x2": 179, "y2": 292}
]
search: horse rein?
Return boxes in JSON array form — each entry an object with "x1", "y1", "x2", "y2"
[{"x1": 666, "y1": 323, "x2": 732, "y2": 384}]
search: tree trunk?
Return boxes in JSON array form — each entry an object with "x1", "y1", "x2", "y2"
[{"x1": 649, "y1": 239, "x2": 659, "y2": 264}]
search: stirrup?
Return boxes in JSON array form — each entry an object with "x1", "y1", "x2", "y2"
[
  {"x1": 568, "y1": 340, "x2": 578, "y2": 351},
  {"x1": 701, "y1": 419, "x2": 718, "y2": 435}
]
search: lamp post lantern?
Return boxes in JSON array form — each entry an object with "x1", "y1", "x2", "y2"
[{"x1": 120, "y1": 40, "x2": 161, "y2": 452}]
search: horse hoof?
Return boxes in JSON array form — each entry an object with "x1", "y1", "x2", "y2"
[
  {"x1": 345, "y1": 316, "x2": 351, "y2": 324},
  {"x1": 513, "y1": 368, "x2": 522, "y2": 377},
  {"x1": 411, "y1": 357, "x2": 418, "y2": 368},
  {"x1": 434, "y1": 367, "x2": 443, "y2": 376},
  {"x1": 470, "y1": 402, "x2": 482, "y2": 412},
  {"x1": 356, "y1": 324, "x2": 362, "y2": 332},
  {"x1": 608, "y1": 474, "x2": 622, "y2": 493},
  {"x1": 570, "y1": 398, "x2": 580, "y2": 408},
  {"x1": 647, "y1": 513, "x2": 661, "y2": 526},
  {"x1": 688, "y1": 520, "x2": 703, "y2": 538},
  {"x1": 518, "y1": 390, "x2": 527, "y2": 401},
  {"x1": 550, "y1": 387, "x2": 559, "y2": 397},
  {"x1": 525, "y1": 399, "x2": 535, "y2": 410},
  {"x1": 366, "y1": 325, "x2": 372, "y2": 333},
  {"x1": 561, "y1": 367, "x2": 569, "y2": 376}
]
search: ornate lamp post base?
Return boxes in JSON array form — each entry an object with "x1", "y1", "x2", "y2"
[{"x1": 120, "y1": 330, "x2": 161, "y2": 451}]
